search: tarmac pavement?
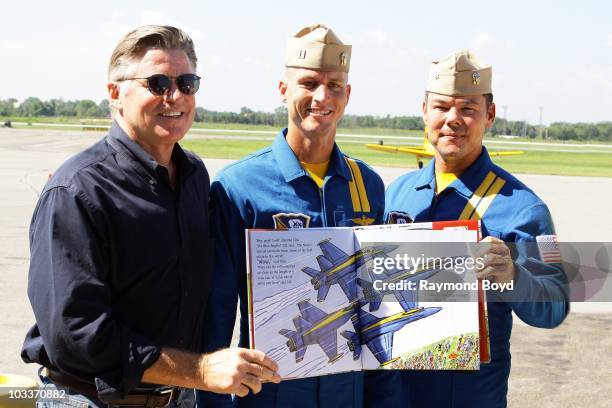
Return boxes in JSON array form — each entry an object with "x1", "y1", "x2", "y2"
[{"x1": 0, "y1": 128, "x2": 610, "y2": 406}]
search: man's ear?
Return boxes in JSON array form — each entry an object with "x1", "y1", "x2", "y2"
[
  {"x1": 345, "y1": 83, "x2": 351, "y2": 104},
  {"x1": 107, "y1": 82, "x2": 122, "y2": 112},
  {"x1": 486, "y1": 102, "x2": 496, "y2": 129},
  {"x1": 278, "y1": 80, "x2": 288, "y2": 103},
  {"x1": 421, "y1": 99, "x2": 428, "y2": 126}
]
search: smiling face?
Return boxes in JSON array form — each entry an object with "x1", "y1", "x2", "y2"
[
  {"x1": 108, "y1": 48, "x2": 196, "y2": 153},
  {"x1": 423, "y1": 92, "x2": 495, "y2": 172},
  {"x1": 280, "y1": 68, "x2": 351, "y2": 141}
]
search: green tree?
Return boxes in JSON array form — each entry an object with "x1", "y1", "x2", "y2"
[
  {"x1": 75, "y1": 100, "x2": 99, "y2": 117},
  {"x1": 195, "y1": 107, "x2": 206, "y2": 122},
  {"x1": 98, "y1": 100, "x2": 110, "y2": 117},
  {"x1": 0, "y1": 98, "x2": 18, "y2": 116},
  {"x1": 19, "y1": 97, "x2": 49, "y2": 116},
  {"x1": 274, "y1": 106, "x2": 288, "y2": 126}
]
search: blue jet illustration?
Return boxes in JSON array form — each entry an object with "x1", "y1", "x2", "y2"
[
  {"x1": 357, "y1": 260, "x2": 450, "y2": 312},
  {"x1": 279, "y1": 300, "x2": 357, "y2": 363},
  {"x1": 302, "y1": 240, "x2": 398, "y2": 302},
  {"x1": 341, "y1": 306, "x2": 442, "y2": 366}
]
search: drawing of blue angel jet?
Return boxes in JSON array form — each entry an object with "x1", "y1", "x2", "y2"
[
  {"x1": 357, "y1": 260, "x2": 449, "y2": 312},
  {"x1": 341, "y1": 306, "x2": 442, "y2": 366},
  {"x1": 302, "y1": 239, "x2": 398, "y2": 302},
  {"x1": 279, "y1": 300, "x2": 357, "y2": 363}
]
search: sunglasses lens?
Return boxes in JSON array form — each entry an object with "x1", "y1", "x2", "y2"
[
  {"x1": 147, "y1": 74, "x2": 171, "y2": 96},
  {"x1": 177, "y1": 74, "x2": 200, "y2": 95}
]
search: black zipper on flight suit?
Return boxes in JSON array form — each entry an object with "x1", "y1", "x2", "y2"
[
  {"x1": 428, "y1": 191, "x2": 439, "y2": 220},
  {"x1": 319, "y1": 179, "x2": 328, "y2": 227}
]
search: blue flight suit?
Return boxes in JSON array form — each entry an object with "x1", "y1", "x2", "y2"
[
  {"x1": 198, "y1": 129, "x2": 400, "y2": 408},
  {"x1": 385, "y1": 148, "x2": 569, "y2": 408}
]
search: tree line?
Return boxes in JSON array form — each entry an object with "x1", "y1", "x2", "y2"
[
  {"x1": 0, "y1": 98, "x2": 110, "y2": 118},
  {"x1": 1, "y1": 98, "x2": 611, "y2": 142}
]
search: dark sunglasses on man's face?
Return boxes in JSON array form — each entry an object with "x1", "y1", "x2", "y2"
[{"x1": 120, "y1": 73, "x2": 201, "y2": 96}]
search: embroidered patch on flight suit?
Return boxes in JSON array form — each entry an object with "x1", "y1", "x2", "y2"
[
  {"x1": 387, "y1": 211, "x2": 413, "y2": 224},
  {"x1": 536, "y1": 235, "x2": 562, "y2": 263},
  {"x1": 272, "y1": 213, "x2": 311, "y2": 229},
  {"x1": 332, "y1": 211, "x2": 375, "y2": 226},
  {"x1": 351, "y1": 215, "x2": 376, "y2": 226}
]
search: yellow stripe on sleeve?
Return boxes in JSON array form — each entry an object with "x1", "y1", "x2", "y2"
[
  {"x1": 345, "y1": 158, "x2": 371, "y2": 213},
  {"x1": 346, "y1": 175, "x2": 362, "y2": 212},
  {"x1": 469, "y1": 177, "x2": 506, "y2": 220},
  {"x1": 459, "y1": 171, "x2": 501, "y2": 220}
]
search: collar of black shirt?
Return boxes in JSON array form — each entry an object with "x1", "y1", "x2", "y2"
[{"x1": 108, "y1": 121, "x2": 196, "y2": 189}]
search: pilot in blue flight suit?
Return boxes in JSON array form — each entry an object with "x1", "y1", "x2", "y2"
[
  {"x1": 385, "y1": 49, "x2": 569, "y2": 408},
  {"x1": 198, "y1": 24, "x2": 399, "y2": 408}
]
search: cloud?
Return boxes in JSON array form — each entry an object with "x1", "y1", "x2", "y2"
[
  {"x1": 340, "y1": 28, "x2": 433, "y2": 115},
  {"x1": 567, "y1": 64, "x2": 612, "y2": 92},
  {"x1": 0, "y1": 39, "x2": 25, "y2": 54},
  {"x1": 355, "y1": 29, "x2": 390, "y2": 47},
  {"x1": 515, "y1": 63, "x2": 612, "y2": 123},
  {"x1": 109, "y1": 11, "x2": 126, "y2": 20},
  {"x1": 351, "y1": 28, "x2": 432, "y2": 68},
  {"x1": 607, "y1": 32, "x2": 612, "y2": 48},
  {"x1": 138, "y1": 11, "x2": 205, "y2": 41},
  {"x1": 470, "y1": 30, "x2": 515, "y2": 53},
  {"x1": 140, "y1": 10, "x2": 167, "y2": 25},
  {"x1": 504, "y1": 39, "x2": 516, "y2": 49},
  {"x1": 472, "y1": 31, "x2": 494, "y2": 49},
  {"x1": 100, "y1": 13, "x2": 132, "y2": 41},
  {"x1": 527, "y1": 63, "x2": 612, "y2": 95}
]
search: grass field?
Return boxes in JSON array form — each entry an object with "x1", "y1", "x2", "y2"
[
  {"x1": 3, "y1": 120, "x2": 604, "y2": 142},
  {"x1": 3, "y1": 116, "x2": 112, "y2": 125},
  {"x1": 182, "y1": 139, "x2": 612, "y2": 177},
  {"x1": 4, "y1": 118, "x2": 422, "y2": 137},
  {"x1": 3, "y1": 117, "x2": 611, "y2": 177},
  {"x1": 4, "y1": 116, "x2": 612, "y2": 144}
]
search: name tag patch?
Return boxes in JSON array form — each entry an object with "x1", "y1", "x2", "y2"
[
  {"x1": 272, "y1": 213, "x2": 311, "y2": 229},
  {"x1": 387, "y1": 211, "x2": 413, "y2": 225}
]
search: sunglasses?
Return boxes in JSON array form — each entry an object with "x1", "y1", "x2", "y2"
[{"x1": 120, "y1": 73, "x2": 201, "y2": 96}]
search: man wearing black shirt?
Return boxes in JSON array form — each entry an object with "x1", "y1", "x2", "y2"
[{"x1": 22, "y1": 25, "x2": 279, "y2": 407}]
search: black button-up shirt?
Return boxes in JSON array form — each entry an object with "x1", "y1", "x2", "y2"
[{"x1": 22, "y1": 121, "x2": 212, "y2": 399}]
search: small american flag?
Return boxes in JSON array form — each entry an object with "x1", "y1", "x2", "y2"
[{"x1": 536, "y1": 235, "x2": 562, "y2": 264}]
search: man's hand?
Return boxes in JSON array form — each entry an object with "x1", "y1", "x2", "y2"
[
  {"x1": 475, "y1": 236, "x2": 515, "y2": 284},
  {"x1": 199, "y1": 348, "x2": 281, "y2": 397},
  {"x1": 142, "y1": 347, "x2": 280, "y2": 397}
]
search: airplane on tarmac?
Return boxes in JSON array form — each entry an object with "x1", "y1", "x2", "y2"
[
  {"x1": 341, "y1": 306, "x2": 442, "y2": 366},
  {"x1": 279, "y1": 299, "x2": 357, "y2": 363},
  {"x1": 302, "y1": 240, "x2": 398, "y2": 302},
  {"x1": 365, "y1": 127, "x2": 524, "y2": 168}
]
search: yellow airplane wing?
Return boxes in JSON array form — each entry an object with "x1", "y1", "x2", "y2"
[
  {"x1": 487, "y1": 151, "x2": 524, "y2": 157},
  {"x1": 366, "y1": 128, "x2": 435, "y2": 168},
  {"x1": 366, "y1": 127, "x2": 524, "y2": 168},
  {"x1": 364, "y1": 143, "x2": 433, "y2": 157}
]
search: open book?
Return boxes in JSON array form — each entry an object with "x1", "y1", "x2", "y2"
[{"x1": 246, "y1": 220, "x2": 489, "y2": 380}]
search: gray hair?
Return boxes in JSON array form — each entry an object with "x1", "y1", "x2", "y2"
[{"x1": 108, "y1": 25, "x2": 197, "y2": 81}]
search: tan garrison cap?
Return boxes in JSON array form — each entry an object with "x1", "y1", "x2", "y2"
[
  {"x1": 426, "y1": 49, "x2": 492, "y2": 96},
  {"x1": 285, "y1": 24, "x2": 351, "y2": 73}
]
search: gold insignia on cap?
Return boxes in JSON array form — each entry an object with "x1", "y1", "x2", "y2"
[
  {"x1": 285, "y1": 24, "x2": 352, "y2": 73},
  {"x1": 340, "y1": 52, "x2": 348, "y2": 66},
  {"x1": 426, "y1": 49, "x2": 492, "y2": 96},
  {"x1": 472, "y1": 71, "x2": 481, "y2": 85}
]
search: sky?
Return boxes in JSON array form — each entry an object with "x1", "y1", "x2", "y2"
[{"x1": 1, "y1": 0, "x2": 611, "y2": 124}]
